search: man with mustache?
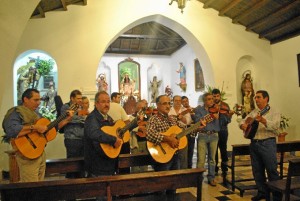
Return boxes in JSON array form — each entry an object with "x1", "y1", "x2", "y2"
[
  {"x1": 239, "y1": 90, "x2": 281, "y2": 201},
  {"x1": 84, "y1": 91, "x2": 122, "y2": 177}
]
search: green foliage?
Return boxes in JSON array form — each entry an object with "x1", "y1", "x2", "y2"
[
  {"x1": 205, "y1": 85, "x2": 227, "y2": 101},
  {"x1": 280, "y1": 114, "x2": 290, "y2": 131},
  {"x1": 35, "y1": 59, "x2": 54, "y2": 76}
]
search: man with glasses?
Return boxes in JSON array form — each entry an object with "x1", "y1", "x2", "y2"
[
  {"x1": 168, "y1": 95, "x2": 191, "y2": 169},
  {"x1": 146, "y1": 95, "x2": 180, "y2": 172}
]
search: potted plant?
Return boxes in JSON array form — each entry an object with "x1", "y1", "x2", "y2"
[{"x1": 278, "y1": 114, "x2": 290, "y2": 142}]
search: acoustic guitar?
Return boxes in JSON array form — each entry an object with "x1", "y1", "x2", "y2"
[
  {"x1": 244, "y1": 105, "x2": 270, "y2": 139},
  {"x1": 147, "y1": 113, "x2": 215, "y2": 164},
  {"x1": 100, "y1": 108, "x2": 145, "y2": 158},
  {"x1": 13, "y1": 104, "x2": 79, "y2": 159}
]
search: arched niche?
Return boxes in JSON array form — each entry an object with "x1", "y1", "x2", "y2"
[
  {"x1": 147, "y1": 63, "x2": 163, "y2": 103},
  {"x1": 118, "y1": 58, "x2": 140, "y2": 98},
  {"x1": 96, "y1": 62, "x2": 111, "y2": 94},
  {"x1": 236, "y1": 55, "x2": 256, "y2": 112},
  {"x1": 13, "y1": 50, "x2": 58, "y2": 107}
]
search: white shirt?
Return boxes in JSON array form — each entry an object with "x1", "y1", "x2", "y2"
[{"x1": 108, "y1": 102, "x2": 129, "y2": 122}]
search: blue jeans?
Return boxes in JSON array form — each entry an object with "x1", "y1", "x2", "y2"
[
  {"x1": 250, "y1": 138, "x2": 281, "y2": 200},
  {"x1": 197, "y1": 133, "x2": 218, "y2": 182}
]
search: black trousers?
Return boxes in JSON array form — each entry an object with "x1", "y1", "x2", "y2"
[{"x1": 215, "y1": 129, "x2": 228, "y2": 173}]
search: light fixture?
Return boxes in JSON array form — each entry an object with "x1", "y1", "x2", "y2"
[{"x1": 169, "y1": 0, "x2": 187, "y2": 13}]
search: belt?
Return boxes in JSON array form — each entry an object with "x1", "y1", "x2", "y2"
[
  {"x1": 251, "y1": 137, "x2": 275, "y2": 143},
  {"x1": 198, "y1": 130, "x2": 217, "y2": 135}
]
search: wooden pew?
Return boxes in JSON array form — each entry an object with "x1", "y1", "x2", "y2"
[
  {"x1": 266, "y1": 158, "x2": 300, "y2": 201},
  {"x1": 6, "y1": 152, "x2": 153, "y2": 181},
  {"x1": 0, "y1": 168, "x2": 206, "y2": 201},
  {"x1": 223, "y1": 140, "x2": 300, "y2": 197}
]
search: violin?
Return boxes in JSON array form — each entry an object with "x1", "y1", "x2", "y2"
[{"x1": 208, "y1": 103, "x2": 232, "y2": 115}]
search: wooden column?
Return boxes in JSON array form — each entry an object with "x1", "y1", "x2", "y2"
[{"x1": 5, "y1": 150, "x2": 20, "y2": 182}]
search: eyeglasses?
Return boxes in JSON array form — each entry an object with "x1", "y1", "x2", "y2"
[{"x1": 159, "y1": 102, "x2": 171, "y2": 106}]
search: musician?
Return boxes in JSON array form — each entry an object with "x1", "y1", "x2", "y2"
[
  {"x1": 84, "y1": 91, "x2": 122, "y2": 176},
  {"x1": 59, "y1": 89, "x2": 86, "y2": 178},
  {"x1": 212, "y1": 88, "x2": 234, "y2": 178},
  {"x1": 181, "y1": 96, "x2": 196, "y2": 169},
  {"x1": 108, "y1": 92, "x2": 130, "y2": 173},
  {"x1": 146, "y1": 95, "x2": 181, "y2": 172},
  {"x1": 2, "y1": 89, "x2": 49, "y2": 182},
  {"x1": 239, "y1": 90, "x2": 281, "y2": 201},
  {"x1": 168, "y1": 95, "x2": 192, "y2": 169},
  {"x1": 130, "y1": 100, "x2": 148, "y2": 173},
  {"x1": 193, "y1": 92, "x2": 220, "y2": 186}
]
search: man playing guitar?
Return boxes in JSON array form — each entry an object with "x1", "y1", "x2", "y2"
[
  {"x1": 239, "y1": 90, "x2": 281, "y2": 201},
  {"x1": 2, "y1": 88, "x2": 74, "y2": 182}
]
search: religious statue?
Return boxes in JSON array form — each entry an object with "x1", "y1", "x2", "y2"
[
  {"x1": 165, "y1": 85, "x2": 173, "y2": 99},
  {"x1": 120, "y1": 73, "x2": 136, "y2": 96},
  {"x1": 241, "y1": 71, "x2": 255, "y2": 118},
  {"x1": 176, "y1": 62, "x2": 187, "y2": 92},
  {"x1": 96, "y1": 73, "x2": 108, "y2": 92},
  {"x1": 150, "y1": 76, "x2": 162, "y2": 103},
  {"x1": 41, "y1": 81, "x2": 57, "y2": 112},
  {"x1": 17, "y1": 66, "x2": 40, "y2": 105}
]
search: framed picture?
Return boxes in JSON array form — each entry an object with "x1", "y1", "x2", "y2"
[
  {"x1": 118, "y1": 58, "x2": 140, "y2": 97},
  {"x1": 194, "y1": 59, "x2": 205, "y2": 91},
  {"x1": 298, "y1": 54, "x2": 300, "y2": 87}
]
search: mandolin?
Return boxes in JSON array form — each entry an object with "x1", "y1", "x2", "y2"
[
  {"x1": 147, "y1": 113, "x2": 215, "y2": 163},
  {"x1": 243, "y1": 105, "x2": 270, "y2": 139},
  {"x1": 13, "y1": 104, "x2": 79, "y2": 159}
]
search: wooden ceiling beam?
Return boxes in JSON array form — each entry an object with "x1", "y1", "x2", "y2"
[
  {"x1": 259, "y1": 15, "x2": 300, "y2": 38},
  {"x1": 271, "y1": 29, "x2": 300, "y2": 44},
  {"x1": 202, "y1": 0, "x2": 216, "y2": 8},
  {"x1": 61, "y1": 0, "x2": 68, "y2": 11},
  {"x1": 120, "y1": 34, "x2": 183, "y2": 41},
  {"x1": 232, "y1": 0, "x2": 270, "y2": 23},
  {"x1": 246, "y1": 1, "x2": 300, "y2": 31},
  {"x1": 37, "y1": 3, "x2": 45, "y2": 18},
  {"x1": 219, "y1": 0, "x2": 241, "y2": 16}
]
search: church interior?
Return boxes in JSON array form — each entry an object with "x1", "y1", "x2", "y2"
[{"x1": 0, "y1": 0, "x2": 300, "y2": 200}]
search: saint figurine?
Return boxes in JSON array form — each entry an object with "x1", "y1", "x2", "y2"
[{"x1": 150, "y1": 76, "x2": 162, "y2": 103}]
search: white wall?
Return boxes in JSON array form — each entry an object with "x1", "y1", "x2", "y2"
[
  {"x1": 271, "y1": 36, "x2": 300, "y2": 141},
  {"x1": 0, "y1": 0, "x2": 299, "y2": 171}
]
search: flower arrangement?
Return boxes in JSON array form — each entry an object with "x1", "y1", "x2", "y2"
[
  {"x1": 39, "y1": 106, "x2": 56, "y2": 122},
  {"x1": 280, "y1": 114, "x2": 290, "y2": 131}
]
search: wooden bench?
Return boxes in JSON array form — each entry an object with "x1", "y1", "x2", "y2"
[
  {"x1": 0, "y1": 168, "x2": 205, "y2": 201},
  {"x1": 223, "y1": 140, "x2": 300, "y2": 197},
  {"x1": 6, "y1": 152, "x2": 153, "y2": 181},
  {"x1": 266, "y1": 158, "x2": 300, "y2": 201}
]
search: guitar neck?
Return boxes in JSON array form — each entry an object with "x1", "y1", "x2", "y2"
[
  {"x1": 176, "y1": 113, "x2": 214, "y2": 139},
  {"x1": 119, "y1": 117, "x2": 137, "y2": 136},
  {"x1": 46, "y1": 112, "x2": 68, "y2": 132}
]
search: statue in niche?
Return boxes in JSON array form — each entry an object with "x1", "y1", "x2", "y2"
[
  {"x1": 120, "y1": 73, "x2": 136, "y2": 96},
  {"x1": 176, "y1": 62, "x2": 187, "y2": 92},
  {"x1": 150, "y1": 76, "x2": 162, "y2": 103},
  {"x1": 17, "y1": 66, "x2": 40, "y2": 105},
  {"x1": 241, "y1": 71, "x2": 255, "y2": 118},
  {"x1": 41, "y1": 81, "x2": 57, "y2": 112},
  {"x1": 96, "y1": 73, "x2": 108, "y2": 92}
]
